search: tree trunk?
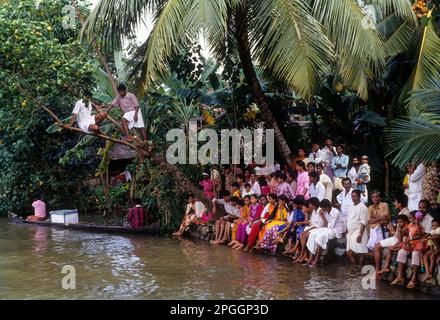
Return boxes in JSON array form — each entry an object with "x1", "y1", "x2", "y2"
[{"x1": 234, "y1": 6, "x2": 292, "y2": 162}]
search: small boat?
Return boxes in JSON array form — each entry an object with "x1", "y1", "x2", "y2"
[{"x1": 8, "y1": 212, "x2": 161, "y2": 236}]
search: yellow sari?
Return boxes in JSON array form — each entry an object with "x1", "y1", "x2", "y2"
[{"x1": 232, "y1": 205, "x2": 249, "y2": 240}]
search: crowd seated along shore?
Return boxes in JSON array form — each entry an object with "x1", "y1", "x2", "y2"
[{"x1": 174, "y1": 139, "x2": 440, "y2": 289}]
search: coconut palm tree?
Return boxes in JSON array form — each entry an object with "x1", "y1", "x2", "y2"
[{"x1": 81, "y1": 0, "x2": 386, "y2": 161}]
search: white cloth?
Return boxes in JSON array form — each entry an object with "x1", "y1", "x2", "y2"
[
  {"x1": 407, "y1": 163, "x2": 425, "y2": 211},
  {"x1": 421, "y1": 213, "x2": 434, "y2": 233},
  {"x1": 319, "y1": 174, "x2": 334, "y2": 201},
  {"x1": 308, "y1": 149, "x2": 324, "y2": 164},
  {"x1": 250, "y1": 181, "x2": 261, "y2": 196},
  {"x1": 242, "y1": 190, "x2": 253, "y2": 197},
  {"x1": 336, "y1": 189, "x2": 367, "y2": 222},
  {"x1": 255, "y1": 165, "x2": 272, "y2": 176},
  {"x1": 346, "y1": 202, "x2": 369, "y2": 254},
  {"x1": 321, "y1": 146, "x2": 336, "y2": 178},
  {"x1": 304, "y1": 210, "x2": 326, "y2": 232},
  {"x1": 123, "y1": 109, "x2": 145, "y2": 129},
  {"x1": 347, "y1": 167, "x2": 359, "y2": 189},
  {"x1": 380, "y1": 235, "x2": 399, "y2": 248},
  {"x1": 309, "y1": 182, "x2": 325, "y2": 201},
  {"x1": 306, "y1": 207, "x2": 345, "y2": 255},
  {"x1": 72, "y1": 99, "x2": 95, "y2": 133},
  {"x1": 367, "y1": 226, "x2": 387, "y2": 251},
  {"x1": 214, "y1": 199, "x2": 239, "y2": 217}
]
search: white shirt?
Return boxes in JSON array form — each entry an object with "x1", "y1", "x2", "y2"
[
  {"x1": 347, "y1": 166, "x2": 359, "y2": 189},
  {"x1": 309, "y1": 182, "x2": 325, "y2": 201},
  {"x1": 319, "y1": 173, "x2": 333, "y2": 201},
  {"x1": 214, "y1": 199, "x2": 239, "y2": 217},
  {"x1": 408, "y1": 163, "x2": 425, "y2": 211},
  {"x1": 308, "y1": 149, "x2": 324, "y2": 164},
  {"x1": 326, "y1": 207, "x2": 346, "y2": 238},
  {"x1": 421, "y1": 213, "x2": 434, "y2": 233},
  {"x1": 309, "y1": 210, "x2": 326, "y2": 228},
  {"x1": 72, "y1": 99, "x2": 93, "y2": 122},
  {"x1": 255, "y1": 165, "x2": 272, "y2": 176},
  {"x1": 346, "y1": 202, "x2": 368, "y2": 233},
  {"x1": 336, "y1": 188, "x2": 367, "y2": 221},
  {"x1": 250, "y1": 181, "x2": 261, "y2": 196}
]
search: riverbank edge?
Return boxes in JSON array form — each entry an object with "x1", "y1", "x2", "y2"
[{"x1": 186, "y1": 224, "x2": 440, "y2": 296}]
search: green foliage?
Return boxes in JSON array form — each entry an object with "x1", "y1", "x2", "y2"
[{"x1": 0, "y1": 0, "x2": 99, "y2": 214}]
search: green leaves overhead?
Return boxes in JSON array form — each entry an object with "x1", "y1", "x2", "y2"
[
  {"x1": 311, "y1": 0, "x2": 385, "y2": 100},
  {"x1": 251, "y1": 0, "x2": 334, "y2": 100}
]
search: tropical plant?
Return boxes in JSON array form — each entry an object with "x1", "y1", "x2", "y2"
[{"x1": 81, "y1": 0, "x2": 388, "y2": 161}]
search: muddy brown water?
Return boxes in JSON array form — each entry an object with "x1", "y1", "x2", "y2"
[{"x1": 0, "y1": 217, "x2": 437, "y2": 300}]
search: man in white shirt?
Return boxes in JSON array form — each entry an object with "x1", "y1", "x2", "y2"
[
  {"x1": 407, "y1": 163, "x2": 425, "y2": 211},
  {"x1": 249, "y1": 172, "x2": 261, "y2": 196},
  {"x1": 308, "y1": 171, "x2": 325, "y2": 201},
  {"x1": 306, "y1": 200, "x2": 346, "y2": 267},
  {"x1": 308, "y1": 143, "x2": 324, "y2": 165},
  {"x1": 67, "y1": 91, "x2": 107, "y2": 134},
  {"x1": 316, "y1": 163, "x2": 333, "y2": 202},
  {"x1": 336, "y1": 177, "x2": 367, "y2": 223},
  {"x1": 346, "y1": 189, "x2": 369, "y2": 267},
  {"x1": 418, "y1": 199, "x2": 434, "y2": 233},
  {"x1": 212, "y1": 191, "x2": 239, "y2": 244}
]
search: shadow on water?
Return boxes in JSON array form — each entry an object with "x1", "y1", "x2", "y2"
[{"x1": 0, "y1": 217, "x2": 437, "y2": 300}]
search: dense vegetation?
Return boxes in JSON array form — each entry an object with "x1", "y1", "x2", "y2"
[{"x1": 1, "y1": 0, "x2": 439, "y2": 233}]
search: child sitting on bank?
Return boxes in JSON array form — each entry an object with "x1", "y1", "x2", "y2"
[
  {"x1": 242, "y1": 183, "x2": 253, "y2": 197},
  {"x1": 276, "y1": 196, "x2": 306, "y2": 255},
  {"x1": 423, "y1": 219, "x2": 440, "y2": 281},
  {"x1": 392, "y1": 211, "x2": 425, "y2": 289},
  {"x1": 377, "y1": 214, "x2": 410, "y2": 275},
  {"x1": 231, "y1": 182, "x2": 241, "y2": 198},
  {"x1": 26, "y1": 193, "x2": 47, "y2": 222}
]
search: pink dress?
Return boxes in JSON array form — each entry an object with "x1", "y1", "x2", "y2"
[
  {"x1": 296, "y1": 171, "x2": 310, "y2": 200},
  {"x1": 199, "y1": 179, "x2": 215, "y2": 200}
]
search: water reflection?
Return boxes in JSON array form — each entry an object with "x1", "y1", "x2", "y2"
[{"x1": 0, "y1": 218, "x2": 437, "y2": 300}]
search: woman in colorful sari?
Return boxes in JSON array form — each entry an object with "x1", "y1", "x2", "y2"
[
  {"x1": 233, "y1": 195, "x2": 264, "y2": 250},
  {"x1": 228, "y1": 196, "x2": 250, "y2": 247},
  {"x1": 243, "y1": 194, "x2": 278, "y2": 252},
  {"x1": 257, "y1": 195, "x2": 289, "y2": 254}
]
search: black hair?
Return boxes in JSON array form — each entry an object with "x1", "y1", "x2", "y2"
[
  {"x1": 342, "y1": 177, "x2": 351, "y2": 184},
  {"x1": 117, "y1": 84, "x2": 127, "y2": 91},
  {"x1": 309, "y1": 197, "x2": 320, "y2": 208},
  {"x1": 133, "y1": 198, "x2": 142, "y2": 205},
  {"x1": 278, "y1": 194, "x2": 289, "y2": 203},
  {"x1": 320, "y1": 199, "x2": 332, "y2": 209},
  {"x1": 244, "y1": 183, "x2": 251, "y2": 188},
  {"x1": 230, "y1": 196, "x2": 240, "y2": 203},
  {"x1": 293, "y1": 196, "x2": 305, "y2": 206},
  {"x1": 83, "y1": 90, "x2": 92, "y2": 98},
  {"x1": 396, "y1": 214, "x2": 410, "y2": 224},
  {"x1": 307, "y1": 162, "x2": 316, "y2": 168},
  {"x1": 268, "y1": 193, "x2": 278, "y2": 202},
  {"x1": 33, "y1": 193, "x2": 42, "y2": 200},
  {"x1": 236, "y1": 199, "x2": 245, "y2": 207},
  {"x1": 316, "y1": 163, "x2": 324, "y2": 169},
  {"x1": 232, "y1": 182, "x2": 240, "y2": 189},
  {"x1": 409, "y1": 210, "x2": 417, "y2": 217},
  {"x1": 220, "y1": 190, "x2": 230, "y2": 198},
  {"x1": 236, "y1": 174, "x2": 245, "y2": 180},
  {"x1": 243, "y1": 195, "x2": 251, "y2": 200},
  {"x1": 259, "y1": 195, "x2": 267, "y2": 200},
  {"x1": 308, "y1": 171, "x2": 319, "y2": 180},
  {"x1": 351, "y1": 189, "x2": 361, "y2": 197},
  {"x1": 371, "y1": 190, "x2": 381, "y2": 197},
  {"x1": 278, "y1": 172, "x2": 287, "y2": 181},
  {"x1": 432, "y1": 219, "x2": 440, "y2": 225},
  {"x1": 258, "y1": 176, "x2": 268, "y2": 186},
  {"x1": 296, "y1": 160, "x2": 306, "y2": 170},
  {"x1": 393, "y1": 193, "x2": 408, "y2": 208},
  {"x1": 419, "y1": 199, "x2": 430, "y2": 210},
  {"x1": 337, "y1": 144, "x2": 345, "y2": 151}
]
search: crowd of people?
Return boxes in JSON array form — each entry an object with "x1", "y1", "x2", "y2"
[{"x1": 174, "y1": 139, "x2": 440, "y2": 289}]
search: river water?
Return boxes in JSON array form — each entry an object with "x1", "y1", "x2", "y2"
[{"x1": 0, "y1": 217, "x2": 436, "y2": 300}]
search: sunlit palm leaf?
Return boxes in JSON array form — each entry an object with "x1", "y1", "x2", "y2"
[
  {"x1": 312, "y1": 0, "x2": 385, "y2": 100},
  {"x1": 251, "y1": 0, "x2": 334, "y2": 100}
]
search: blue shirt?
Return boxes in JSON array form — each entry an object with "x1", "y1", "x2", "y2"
[{"x1": 331, "y1": 154, "x2": 349, "y2": 178}]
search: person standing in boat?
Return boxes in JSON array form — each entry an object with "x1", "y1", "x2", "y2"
[
  {"x1": 126, "y1": 198, "x2": 148, "y2": 229},
  {"x1": 26, "y1": 193, "x2": 46, "y2": 222}
]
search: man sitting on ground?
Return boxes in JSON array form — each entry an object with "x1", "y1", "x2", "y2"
[{"x1": 212, "y1": 191, "x2": 239, "y2": 245}]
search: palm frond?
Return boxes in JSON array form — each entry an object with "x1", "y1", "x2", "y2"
[
  {"x1": 312, "y1": 0, "x2": 385, "y2": 100},
  {"x1": 251, "y1": 0, "x2": 334, "y2": 100},
  {"x1": 369, "y1": 0, "x2": 416, "y2": 22},
  {"x1": 386, "y1": 113, "x2": 440, "y2": 168}
]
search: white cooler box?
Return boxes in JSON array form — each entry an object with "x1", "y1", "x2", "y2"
[{"x1": 50, "y1": 209, "x2": 79, "y2": 225}]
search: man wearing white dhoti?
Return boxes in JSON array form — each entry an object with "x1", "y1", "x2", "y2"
[
  {"x1": 346, "y1": 189, "x2": 369, "y2": 266},
  {"x1": 407, "y1": 163, "x2": 425, "y2": 211},
  {"x1": 68, "y1": 91, "x2": 107, "y2": 134},
  {"x1": 306, "y1": 200, "x2": 346, "y2": 267}
]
